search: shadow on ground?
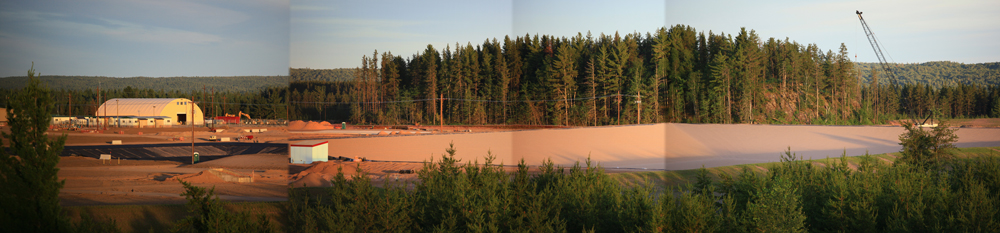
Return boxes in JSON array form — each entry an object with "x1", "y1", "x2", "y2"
[{"x1": 62, "y1": 143, "x2": 287, "y2": 163}]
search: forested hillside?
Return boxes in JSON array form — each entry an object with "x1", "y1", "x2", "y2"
[
  {"x1": 291, "y1": 62, "x2": 1000, "y2": 90},
  {"x1": 0, "y1": 86, "x2": 289, "y2": 120},
  {"x1": 290, "y1": 68, "x2": 357, "y2": 82},
  {"x1": 289, "y1": 25, "x2": 1000, "y2": 125},
  {"x1": 856, "y1": 61, "x2": 999, "y2": 88},
  {"x1": 0, "y1": 75, "x2": 288, "y2": 93}
]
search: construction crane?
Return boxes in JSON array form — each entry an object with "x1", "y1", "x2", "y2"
[
  {"x1": 856, "y1": 10, "x2": 930, "y2": 126},
  {"x1": 238, "y1": 111, "x2": 253, "y2": 124}
]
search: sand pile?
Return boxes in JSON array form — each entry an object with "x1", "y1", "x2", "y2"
[
  {"x1": 289, "y1": 161, "x2": 365, "y2": 187},
  {"x1": 302, "y1": 121, "x2": 335, "y2": 130},
  {"x1": 302, "y1": 161, "x2": 360, "y2": 176},
  {"x1": 288, "y1": 120, "x2": 339, "y2": 131},
  {"x1": 288, "y1": 121, "x2": 307, "y2": 130},
  {"x1": 289, "y1": 172, "x2": 333, "y2": 187},
  {"x1": 172, "y1": 170, "x2": 227, "y2": 183}
]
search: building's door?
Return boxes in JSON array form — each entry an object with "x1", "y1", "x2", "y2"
[{"x1": 177, "y1": 114, "x2": 187, "y2": 125}]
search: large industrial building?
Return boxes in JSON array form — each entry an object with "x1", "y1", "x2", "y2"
[{"x1": 95, "y1": 98, "x2": 204, "y2": 127}]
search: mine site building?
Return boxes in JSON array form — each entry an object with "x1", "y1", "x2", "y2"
[
  {"x1": 290, "y1": 140, "x2": 329, "y2": 164},
  {"x1": 95, "y1": 98, "x2": 203, "y2": 127}
]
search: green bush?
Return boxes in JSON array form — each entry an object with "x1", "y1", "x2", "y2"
[
  {"x1": 172, "y1": 180, "x2": 276, "y2": 233},
  {"x1": 0, "y1": 65, "x2": 71, "y2": 232},
  {"x1": 286, "y1": 144, "x2": 1000, "y2": 232},
  {"x1": 897, "y1": 122, "x2": 958, "y2": 168}
]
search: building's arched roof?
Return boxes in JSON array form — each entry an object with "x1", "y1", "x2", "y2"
[{"x1": 97, "y1": 98, "x2": 194, "y2": 117}]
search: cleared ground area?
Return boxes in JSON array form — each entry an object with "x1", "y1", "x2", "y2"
[
  {"x1": 301, "y1": 123, "x2": 1000, "y2": 171},
  {"x1": 58, "y1": 153, "x2": 288, "y2": 206},
  {"x1": 0, "y1": 126, "x2": 292, "y2": 206}
]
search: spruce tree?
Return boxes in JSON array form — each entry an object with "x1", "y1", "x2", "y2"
[{"x1": 0, "y1": 64, "x2": 70, "y2": 232}]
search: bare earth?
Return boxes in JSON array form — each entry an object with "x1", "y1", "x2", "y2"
[
  {"x1": 36, "y1": 125, "x2": 289, "y2": 146},
  {"x1": 57, "y1": 153, "x2": 288, "y2": 206},
  {"x1": 289, "y1": 123, "x2": 1000, "y2": 175}
]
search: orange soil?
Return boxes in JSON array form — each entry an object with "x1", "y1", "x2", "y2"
[
  {"x1": 288, "y1": 120, "x2": 339, "y2": 131},
  {"x1": 57, "y1": 154, "x2": 287, "y2": 206},
  {"x1": 172, "y1": 170, "x2": 227, "y2": 183}
]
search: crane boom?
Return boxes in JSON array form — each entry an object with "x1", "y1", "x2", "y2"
[
  {"x1": 857, "y1": 10, "x2": 930, "y2": 125},
  {"x1": 856, "y1": 11, "x2": 899, "y2": 86}
]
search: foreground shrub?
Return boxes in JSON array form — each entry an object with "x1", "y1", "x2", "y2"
[
  {"x1": 172, "y1": 180, "x2": 276, "y2": 233},
  {"x1": 287, "y1": 144, "x2": 1000, "y2": 232},
  {"x1": 897, "y1": 122, "x2": 958, "y2": 168}
]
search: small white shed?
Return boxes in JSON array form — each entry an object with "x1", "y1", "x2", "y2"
[{"x1": 290, "y1": 140, "x2": 329, "y2": 164}]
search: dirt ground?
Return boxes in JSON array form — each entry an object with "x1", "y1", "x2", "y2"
[
  {"x1": 886, "y1": 118, "x2": 1000, "y2": 128},
  {"x1": 289, "y1": 121, "x2": 568, "y2": 140},
  {"x1": 4, "y1": 125, "x2": 290, "y2": 146},
  {"x1": 288, "y1": 159, "x2": 641, "y2": 189},
  {"x1": 57, "y1": 153, "x2": 288, "y2": 206},
  {"x1": 289, "y1": 122, "x2": 1000, "y2": 173}
]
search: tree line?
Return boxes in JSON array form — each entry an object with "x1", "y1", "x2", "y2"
[
  {"x1": 290, "y1": 25, "x2": 1000, "y2": 126},
  {"x1": 0, "y1": 75, "x2": 288, "y2": 93},
  {"x1": 857, "y1": 61, "x2": 1000, "y2": 88},
  {"x1": 0, "y1": 86, "x2": 289, "y2": 120},
  {"x1": 290, "y1": 68, "x2": 357, "y2": 82}
]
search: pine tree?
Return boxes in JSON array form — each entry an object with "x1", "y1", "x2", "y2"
[
  {"x1": 0, "y1": 64, "x2": 71, "y2": 232},
  {"x1": 549, "y1": 42, "x2": 578, "y2": 125}
]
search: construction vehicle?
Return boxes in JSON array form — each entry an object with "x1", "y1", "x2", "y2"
[
  {"x1": 238, "y1": 111, "x2": 252, "y2": 124},
  {"x1": 217, "y1": 111, "x2": 253, "y2": 124},
  {"x1": 856, "y1": 10, "x2": 932, "y2": 126}
]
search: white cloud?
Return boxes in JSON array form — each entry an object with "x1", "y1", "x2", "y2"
[
  {"x1": 103, "y1": 0, "x2": 252, "y2": 28},
  {"x1": 1, "y1": 10, "x2": 224, "y2": 45},
  {"x1": 95, "y1": 19, "x2": 224, "y2": 44}
]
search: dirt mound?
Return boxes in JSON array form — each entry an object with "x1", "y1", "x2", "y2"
[
  {"x1": 288, "y1": 121, "x2": 307, "y2": 130},
  {"x1": 172, "y1": 170, "x2": 227, "y2": 183},
  {"x1": 301, "y1": 161, "x2": 360, "y2": 176},
  {"x1": 290, "y1": 172, "x2": 332, "y2": 187},
  {"x1": 288, "y1": 120, "x2": 338, "y2": 131},
  {"x1": 289, "y1": 161, "x2": 364, "y2": 187}
]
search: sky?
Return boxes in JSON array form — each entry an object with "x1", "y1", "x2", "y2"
[
  {"x1": 0, "y1": 0, "x2": 289, "y2": 77},
  {"x1": 291, "y1": 0, "x2": 1000, "y2": 69}
]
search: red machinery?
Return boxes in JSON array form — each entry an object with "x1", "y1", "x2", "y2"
[{"x1": 214, "y1": 116, "x2": 239, "y2": 124}]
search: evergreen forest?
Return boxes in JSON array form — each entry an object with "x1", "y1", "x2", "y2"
[
  {"x1": 856, "y1": 61, "x2": 1000, "y2": 88},
  {"x1": 0, "y1": 86, "x2": 289, "y2": 120},
  {"x1": 0, "y1": 75, "x2": 288, "y2": 93},
  {"x1": 289, "y1": 25, "x2": 1000, "y2": 125},
  {"x1": 290, "y1": 68, "x2": 357, "y2": 82}
]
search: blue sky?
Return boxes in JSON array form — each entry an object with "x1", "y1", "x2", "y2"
[
  {"x1": 292, "y1": 0, "x2": 1000, "y2": 69},
  {"x1": 0, "y1": 0, "x2": 289, "y2": 77}
]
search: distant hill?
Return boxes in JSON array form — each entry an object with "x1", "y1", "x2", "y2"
[
  {"x1": 0, "y1": 75, "x2": 288, "y2": 92},
  {"x1": 290, "y1": 68, "x2": 357, "y2": 82},
  {"x1": 856, "y1": 61, "x2": 999, "y2": 88}
]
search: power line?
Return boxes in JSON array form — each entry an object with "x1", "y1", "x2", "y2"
[{"x1": 291, "y1": 94, "x2": 641, "y2": 105}]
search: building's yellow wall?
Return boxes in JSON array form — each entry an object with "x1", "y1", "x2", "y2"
[{"x1": 156, "y1": 99, "x2": 204, "y2": 125}]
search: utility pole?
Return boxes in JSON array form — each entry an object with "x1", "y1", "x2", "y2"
[
  {"x1": 616, "y1": 91, "x2": 621, "y2": 125},
  {"x1": 103, "y1": 93, "x2": 108, "y2": 130},
  {"x1": 211, "y1": 87, "x2": 215, "y2": 118},
  {"x1": 439, "y1": 93, "x2": 444, "y2": 130},
  {"x1": 116, "y1": 99, "x2": 119, "y2": 127},
  {"x1": 97, "y1": 81, "x2": 101, "y2": 129},
  {"x1": 191, "y1": 96, "x2": 195, "y2": 165},
  {"x1": 637, "y1": 90, "x2": 641, "y2": 124}
]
